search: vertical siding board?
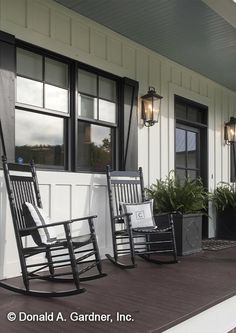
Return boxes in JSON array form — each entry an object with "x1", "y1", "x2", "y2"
[
  {"x1": 160, "y1": 62, "x2": 171, "y2": 178},
  {"x1": 214, "y1": 87, "x2": 222, "y2": 186},
  {"x1": 207, "y1": 85, "x2": 215, "y2": 191},
  {"x1": 222, "y1": 91, "x2": 229, "y2": 182},
  {"x1": 149, "y1": 56, "x2": 161, "y2": 183},
  {"x1": 136, "y1": 49, "x2": 149, "y2": 184}
]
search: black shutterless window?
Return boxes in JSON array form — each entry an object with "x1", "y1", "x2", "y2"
[
  {"x1": 15, "y1": 48, "x2": 69, "y2": 168},
  {"x1": 77, "y1": 68, "x2": 117, "y2": 171},
  {"x1": 15, "y1": 46, "x2": 121, "y2": 172}
]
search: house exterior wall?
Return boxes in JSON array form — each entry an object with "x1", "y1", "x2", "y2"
[{"x1": 0, "y1": 0, "x2": 236, "y2": 278}]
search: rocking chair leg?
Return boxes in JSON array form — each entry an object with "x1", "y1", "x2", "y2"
[
  {"x1": 64, "y1": 224, "x2": 81, "y2": 291},
  {"x1": 46, "y1": 249, "x2": 55, "y2": 275},
  {"x1": 127, "y1": 217, "x2": 136, "y2": 266},
  {"x1": 88, "y1": 218, "x2": 103, "y2": 275}
]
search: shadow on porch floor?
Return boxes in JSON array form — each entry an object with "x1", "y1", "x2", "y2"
[{"x1": 1, "y1": 248, "x2": 236, "y2": 333}]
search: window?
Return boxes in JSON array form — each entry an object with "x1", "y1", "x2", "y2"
[
  {"x1": 15, "y1": 47, "x2": 69, "y2": 168},
  {"x1": 77, "y1": 68, "x2": 117, "y2": 171},
  {"x1": 15, "y1": 46, "x2": 122, "y2": 172}
]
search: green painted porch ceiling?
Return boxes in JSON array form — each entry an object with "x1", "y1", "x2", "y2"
[{"x1": 54, "y1": 0, "x2": 236, "y2": 92}]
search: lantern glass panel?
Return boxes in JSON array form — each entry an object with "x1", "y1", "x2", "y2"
[
  {"x1": 152, "y1": 98, "x2": 161, "y2": 122},
  {"x1": 142, "y1": 98, "x2": 153, "y2": 121},
  {"x1": 227, "y1": 123, "x2": 236, "y2": 142}
]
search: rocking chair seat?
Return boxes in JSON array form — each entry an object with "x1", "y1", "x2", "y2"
[{"x1": 132, "y1": 226, "x2": 171, "y2": 233}]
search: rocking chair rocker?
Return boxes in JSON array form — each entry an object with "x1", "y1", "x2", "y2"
[
  {"x1": 0, "y1": 156, "x2": 106, "y2": 297},
  {"x1": 106, "y1": 166, "x2": 178, "y2": 268}
]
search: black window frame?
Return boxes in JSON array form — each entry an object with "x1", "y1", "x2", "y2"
[{"x1": 15, "y1": 40, "x2": 122, "y2": 173}]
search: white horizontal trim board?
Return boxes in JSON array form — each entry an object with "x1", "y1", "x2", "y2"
[
  {"x1": 162, "y1": 296, "x2": 236, "y2": 333},
  {"x1": 0, "y1": 0, "x2": 236, "y2": 279}
]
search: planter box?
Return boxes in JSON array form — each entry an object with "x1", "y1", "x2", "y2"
[
  {"x1": 217, "y1": 209, "x2": 236, "y2": 240},
  {"x1": 173, "y1": 213, "x2": 202, "y2": 256}
]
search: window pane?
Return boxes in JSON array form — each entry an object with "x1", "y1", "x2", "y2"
[
  {"x1": 99, "y1": 77, "x2": 116, "y2": 101},
  {"x1": 175, "y1": 102, "x2": 186, "y2": 119},
  {"x1": 45, "y1": 58, "x2": 68, "y2": 88},
  {"x1": 99, "y1": 100, "x2": 116, "y2": 123},
  {"x1": 17, "y1": 77, "x2": 43, "y2": 107},
  {"x1": 78, "y1": 69, "x2": 97, "y2": 95},
  {"x1": 176, "y1": 128, "x2": 186, "y2": 168},
  {"x1": 45, "y1": 84, "x2": 68, "y2": 113},
  {"x1": 187, "y1": 131, "x2": 197, "y2": 168},
  {"x1": 77, "y1": 122, "x2": 112, "y2": 171},
  {"x1": 15, "y1": 110, "x2": 64, "y2": 166},
  {"x1": 188, "y1": 106, "x2": 200, "y2": 122},
  {"x1": 78, "y1": 94, "x2": 97, "y2": 119},
  {"x1": 187, "y1": 170, "x2": 198, "y2": 180},
  {"x1": 176, "y1": 169, "x2": 186, "y2": 182},
  {"x1": 17, "y1": 48, "x2": 43, "y2": 81}
]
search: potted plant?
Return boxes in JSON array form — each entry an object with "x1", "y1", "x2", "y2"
[
  {"x1": 146, "y1": 172, "x2": 208, "y2": 256},
  {"x1": 211, "y1": 183, "x2": 236, "y2": 240}
]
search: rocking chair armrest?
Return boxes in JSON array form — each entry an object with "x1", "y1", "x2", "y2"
[
  {"x1": 57, "y1": 215, "x2": 98, "y2": 224},
  {"x1": 19, "y1": 215, "x2": 98, "y2": 232},
  {"x1": 113, "y1": 213, "x2": 132, "y2": 221}
]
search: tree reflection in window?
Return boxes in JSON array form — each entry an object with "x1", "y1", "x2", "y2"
[
  {"x1": 77, "y1": 122, "x2": 112, "y2": 171},
  {"x1": 15, "y1": 110, "x2": 64, "y2": 166}
]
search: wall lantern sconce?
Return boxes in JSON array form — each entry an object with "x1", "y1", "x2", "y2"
[
  {"x1": 224, "y1": 117, "x2": 236, "y2": 145},
  {"x1": 141, "y1": 86, "x2": 163, "y2": 127}
]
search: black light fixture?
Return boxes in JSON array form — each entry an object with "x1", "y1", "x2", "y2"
[
  {"x1": 224, "y1": 117, "x2": 236, "y2": 144},
  {"x1": 141, "y1": 86, "x2": 163, "y2": 127}
]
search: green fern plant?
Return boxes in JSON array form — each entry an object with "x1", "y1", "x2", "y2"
[
  {"x1": 146, "y1": 172, "x2": 208, "y2": 215},
  {"x1": 211, "y1": 182, "x2": 236, "y2": 212}
]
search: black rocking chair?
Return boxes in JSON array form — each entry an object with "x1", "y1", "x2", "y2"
[
  {"x1": 0, "y1": 156, "x2": 106, "y2": 297},
  {"x1": 106, "y1": 166, "x2": 178, "y2": 268}
]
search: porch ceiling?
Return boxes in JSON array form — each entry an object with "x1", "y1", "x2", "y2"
[{"x1": 54, "y1": 0, "x2": 236, "y2": 92}]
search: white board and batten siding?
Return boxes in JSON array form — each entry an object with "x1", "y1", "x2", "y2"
[{"x1": 0, "y1": 0, "x2": 236, "y2": 278}]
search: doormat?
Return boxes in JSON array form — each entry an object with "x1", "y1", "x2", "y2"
[{"x1": 202, "y1": 239, "x2": 236, "y2": 251}]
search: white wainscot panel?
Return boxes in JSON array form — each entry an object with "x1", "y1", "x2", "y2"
[
  {"x1": 90, "y1": 185, "x2": 111, "y2": 257},
  {"x1": 70, "y1": 185, "x2": 91, "y2": 237},
  {"x1": 5, "y1": 0, "x2": 26, "y2": 27},
  {"x1": 28, "y1": 0, "x2": 50, "y2": 37},
  {"x1": 72, "y1": 19, "x2": 90, "y2": 53},
  {"x1": 108, "y1": 37, "x2": 122, "y2": 66},
  {"x1": 51, "y1": 184, "x2": 71, "y2": 221},
  {"x1": 93, "y1": 30, "x2": 107, "y2": 60},
  {"x1": 39, "y1": 184, "x2": 50, "y2": 215},
  {"x1": 123, "y1": 44, "x2": 136, "y2": 79},
  {"x1": 55, "y1": 11, "x2": 71, "y2": 45}
]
